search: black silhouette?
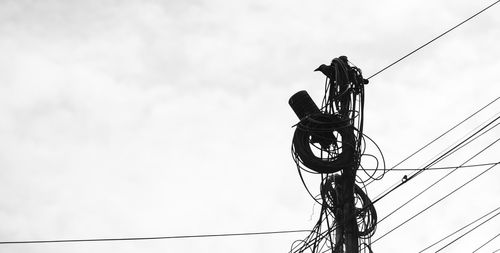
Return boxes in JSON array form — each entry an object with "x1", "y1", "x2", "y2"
[{"x1": 288, "y1": 56, "x2": 380, "y2": 253}]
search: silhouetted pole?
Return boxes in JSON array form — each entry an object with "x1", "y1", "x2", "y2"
[
  {"x1": 289, "y1": 56, "x2": 372, "y2": 253},
  {"x1": 338, "y1": 124, "x2": 359, "y2": 253},
  {"x1": 342, "y1": 166, "x2": 359, "y2": 253}
]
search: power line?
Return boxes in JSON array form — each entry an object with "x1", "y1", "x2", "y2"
[
  {"x1": 10, "y1": 104, "x2": 496, "y2": 247},
  {"x1": 365, "y1": 96, "x2": 498, "y2": 187},
  {"x1": 3, "y1": 2, "x2": 499, "y2": 250},
  {"x1": 367, "y1": 0, "x2": 500, "y2": 79},
  {"x1": 376, "y1": 138, "x2": 500, "y2": 226},
  {"x1": 473, "y1": 232, "x2": 500, "y2": 253},
  {"x1": 419, "y1": 206, "x2": 500, "y2": 252},
  {"x1": 5, "y1": 111, "x2": 495, "y2": 248},
  {"x1": 402, "y1": 115, "x2": 499, "y2": 182},
  {"x1": 296, "y1": 117, "x2": 499, "y2": 251},
  {"x1": 369, "y1": 115, "x2": 499, "y2": 207},
  {"x1": 363, "y1": 161, "x2": 499, "y2": 171},
  {"x1": 370, "y1": 113, "x2": 500, "y2": 207},
  {"x1": 0, "y1": 229, "x2": 310, "y2": 245},
  {"x1": 372, "y1": 161, "x2": 499, "y2": 244},
  {"x1": 410, "y1": 118, "x2": 500, "y2": 178},
  {"x1": 435, "y1": 210, "x2": 500, "y2": 252},
  {"x1": 358, "y1": 132, "x2": 500, "y2": 251}
]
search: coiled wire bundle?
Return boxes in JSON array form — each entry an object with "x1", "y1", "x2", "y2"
[
  {"x1": 289, "y1": 175, "x2": 377, "y2": 253},
  {"x1": 292, "y1": 111, "x2": 355, "y2": 174}
]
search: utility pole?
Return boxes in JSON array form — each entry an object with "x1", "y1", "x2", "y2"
[
  {"x1": 288, "y1": 56, "x2": 376, "y2": 253},
  {"x1": 342, "y1": 165, "x2": 359, "y2": 253}
]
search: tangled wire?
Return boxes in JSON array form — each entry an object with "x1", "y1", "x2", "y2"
[
  {"x1": 290, "y1": 175, "x2": 377, "y2": 253},
  {"x1": 289, "y1": 56, "x2": 384, "y2": 252}
]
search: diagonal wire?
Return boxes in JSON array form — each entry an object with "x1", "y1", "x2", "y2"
[
  {"x1": 367, "y1": 0, "x2": 500, "y2": 79},
  {"x1": 371, "y1": 114, "x2": 500, "y2": 204},
  {"x1": 370, "y1": 115, "x2": 500, "y2": 206},
  {"x1": 435, "y1": 210, "x2": 500, "y2": 252},
  {"x1": 363, "y1": 162, "x2": 500, "y2": 171},
  {"x1": 372, "y1": 161, "x2": 500, "y2": 244},
  {"x1": 365, "y1": 96, "x2": 498, "y2": 187},
  {"x1": 369, "y1": 116, "x2": 499, "y2": 201},
  {"x1": 410, "y1": 118, "x2": 499, "y2": 179},
  {"x1": 376, "y1": 137, "x2": 500, "y2": 225},
  {"x1": 419, "y1": 206, "x2": 500, "y2": 252},
  {"x1": 358, "y1": 135, "x2": 499, "y2": 252},
  {"x1": 3, "y1": 2, "x2": 500, "y2": 248},
  {"x1": 315, "y1": 110, "x2": 499, "y2": 252},
  {"x1": 473, "y1": 232, "x2": 500, "y2": 253}
]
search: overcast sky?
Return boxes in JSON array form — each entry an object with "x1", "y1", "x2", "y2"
[{"x1": 0, "y1": 0, "x2": 499, "y2": 252}]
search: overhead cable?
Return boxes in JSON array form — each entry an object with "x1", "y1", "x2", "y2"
[
  {"x1": 435, "y1": 210, "x2": 500, "y2": 252},
  {"x1": 472, "y1": 232, "x2": 500, "y2": 253},
  {"x1": 367, "y1": 0, "x2": 500, "y2": 79},
  {"x1": 371, "y1": 115, "x2": 500, "y2": 202},
  {"x1": 419, "y1": 206, "x2": 500, "y2": 252},
  {"x1": 0, "y1": 229, "x2": 310, "y2": 245},
  {"x1": 376, "y1": 138, "x2": 500, "y2": 226},
  {"x1": 371, "y1": 161, "x2": 499, "y2": 244},
  {"x1": 365, "y1": 96, "x2": 498, "y2": 186},
  {"x1": 326, "y1": 137, "x2": 499, "y2": 251},
  {"x1": 363, "y1": 161, "x2": 499, "y2": 171},
  {"x1": 410, "y1": 117, "x2": 500, "y2": 179},
  {"x1": 370, "y1": 115, "x2": 499, "y2": 206}
]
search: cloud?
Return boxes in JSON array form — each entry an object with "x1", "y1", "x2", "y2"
[{"x1": 0, "y1": 0, "x2": 499, "y2": 252}]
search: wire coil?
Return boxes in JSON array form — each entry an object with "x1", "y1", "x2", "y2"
[{"x1": 289, "y1": 56, "x2": 383, "y2": 253}]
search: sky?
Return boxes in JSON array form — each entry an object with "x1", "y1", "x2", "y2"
[{"x1": 0, "y1": 0, "x2": 499, "y2": 252}]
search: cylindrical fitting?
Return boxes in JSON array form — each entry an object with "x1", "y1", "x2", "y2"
[{"x1": 289, "y1": 90, "x2": 321, "y2": 120}]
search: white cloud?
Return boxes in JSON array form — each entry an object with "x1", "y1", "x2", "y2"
[{"x1": 0, "y1": 0, "x2": 499, "y2": 252}]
